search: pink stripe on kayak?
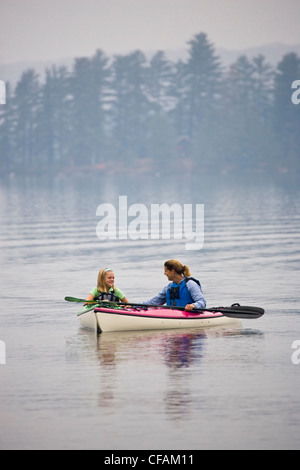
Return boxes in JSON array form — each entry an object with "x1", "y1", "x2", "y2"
[{"x1": 94, "y1": 306, "x2": 223, "y2": 320}]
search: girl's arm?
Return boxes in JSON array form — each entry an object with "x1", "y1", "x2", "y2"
[
  {"x1": 84, "y1": 293, "x2": 95, "y2": 305},
  {"x1": 86, "y1": 293, "x2": 95, "y2": 301}
]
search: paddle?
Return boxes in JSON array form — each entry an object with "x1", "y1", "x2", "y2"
[
  {"x1": 65, "y1": 296, "x2": 100, "y2": 304},
  {"x1": 64, "y1": 297, "x2": 264, "y2": 319}
]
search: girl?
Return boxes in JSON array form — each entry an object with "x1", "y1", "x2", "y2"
[{"x1": 86, "y1": 268, "x2": 129, "y2": 303}]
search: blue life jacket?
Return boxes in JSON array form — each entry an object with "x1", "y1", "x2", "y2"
[{"x1": 166, "y1": 277, "x2": 202, "y2": 307}]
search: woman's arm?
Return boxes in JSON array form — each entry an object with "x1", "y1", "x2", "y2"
[
  {"x1": 185, "y1": 280, "x2": 206, "y2": 310},
  {"x1": 142, "y1": 286, "x2": 168, "y2": 306}
]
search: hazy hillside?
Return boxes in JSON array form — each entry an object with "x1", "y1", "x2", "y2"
[
  {"x1": 1, "y1": 32, "x2": 299, "y2": 178},
  {"x1": 1, "y1": 42, "x2": 300, "y2": 85}
]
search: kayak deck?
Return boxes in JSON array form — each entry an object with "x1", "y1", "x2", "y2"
[{"x1": 94, "y1": 305, "x2": 224, "y2": 319}]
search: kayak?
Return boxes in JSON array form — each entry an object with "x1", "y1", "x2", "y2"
[
  {"x1": 77, "y1": 303, "x2": 99, "y2": 330},
  {"x1": 70, "y1": 297, "x2": 263, "y2": 333},
  {"x1": 93, "y1": 305, "x2": 242, "y2": 333}
]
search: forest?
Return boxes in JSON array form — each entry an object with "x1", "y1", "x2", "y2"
[{"x1": 0, "y1": 32, "x2": 299, "y2": 177}]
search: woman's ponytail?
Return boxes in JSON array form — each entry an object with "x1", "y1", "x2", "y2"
[
  {"x1": 181, "y1": 265, "x2": 191, "y2": 277},
  {"x1": 164, "y1": 259, "x2": 191, "y2": 277}
]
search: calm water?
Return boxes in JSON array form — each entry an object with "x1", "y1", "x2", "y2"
[{"x1": 0, "y1": 173, "x2": 299, "y2": 450}]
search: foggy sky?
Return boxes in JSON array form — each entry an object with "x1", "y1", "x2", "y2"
[{"x1": 1, "y1": 0, "x2": 300, "y2": 64}]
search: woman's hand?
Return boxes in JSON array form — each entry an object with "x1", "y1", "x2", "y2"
[{"x1": 185, "y1": 303, "x2": 195, "y2": 311}]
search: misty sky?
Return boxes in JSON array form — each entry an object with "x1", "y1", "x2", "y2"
[{"x1": 1, "y1": 0, "x2": 300, "y2": 64}]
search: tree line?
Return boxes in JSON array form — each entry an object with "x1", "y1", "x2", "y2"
[{"x1": 0, "y1": 32, "x2": 299, "y2": 176}]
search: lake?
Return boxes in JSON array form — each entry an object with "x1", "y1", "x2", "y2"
[{"x1": 0, "y1": 172, "x2": 299, "y2": 450}]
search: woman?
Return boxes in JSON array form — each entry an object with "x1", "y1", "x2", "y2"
[
  {"x1": 143, "y1": 259, "x2": 206, "y2": 311},
  {"x1": 85, "y1": 268, "x2": 129, "y2": 304}
]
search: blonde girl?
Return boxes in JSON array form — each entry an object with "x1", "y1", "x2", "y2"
[{"x1": 86, "y1": 268, "x2": 128, "y2": 303}]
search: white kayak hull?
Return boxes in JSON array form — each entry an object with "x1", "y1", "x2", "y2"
[
  {"x1": 77, "y1": 305, "x2": 98, "y2": 331},
  {"x1": 93, "y1": 306, "x2": 241, "y2": 332}
]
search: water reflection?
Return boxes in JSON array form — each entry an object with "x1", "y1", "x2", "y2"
[
  {"x1": 163, "y1": 332, "x2": 204, "y2": 369},
  {"x1": 92, "y1": 324, "x2": 244, "y2": 416},
  {"x1": 65, "y1": 320, "x2": 265, "y2": 422},
  {"x1": 95, "y1": 324, "x2": 243, "y2": 368}
]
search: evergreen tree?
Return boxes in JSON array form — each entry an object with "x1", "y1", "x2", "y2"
[
  {"x1": 36, "y1": 65, "x2": 72, "y2": 168},
  {"x1": 13, "y1": 69, "x2": 40, "y2": 170},
  {"x1": 0, "y1": 83, "x2": 14, "y2": 173},
  {"x1": 69, "y1": 50, "x2": 109, "y2": 166},
  {"x1": 168, "y1": 60, "x2": 190, "y2": 139},
  {"x1": 184, "y1": 33, "x2": 222, "y2": 140},
  {"x1": 225, "y1": 55, "x2": 256, "y2": 113},
  {"x1": 109, "y1": 51, "x2": 150, "y2": 161},
  {"x1": 146, "y1": 51, "x2": 174, "y2": 115},
  {"x1": 222, "y1": 55, "x2": 275, "y2": 170},
  {"x1": 89, "y1": 49, "x2": 110, "y2": 163},
  {"x1": 252, "y1": 55, "x2": 274, "y2": 122},
  {"x1": 273, "y1": 53, "x2": 300, "y2": 169},
  {"x1": 145, "y1": 51, "x2": 177, "y2": 167}
]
